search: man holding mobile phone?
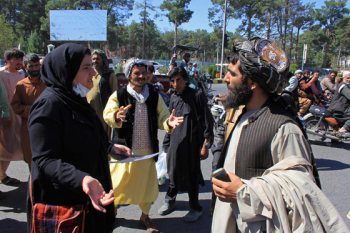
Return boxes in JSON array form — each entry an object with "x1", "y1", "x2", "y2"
[{"x1": 211, "y1": 38, "x2": 348, "y2": 232}]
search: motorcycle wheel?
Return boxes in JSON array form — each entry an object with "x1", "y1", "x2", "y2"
[{"x1": 304, "y1": 116, "x2": 329, "y2": 142}]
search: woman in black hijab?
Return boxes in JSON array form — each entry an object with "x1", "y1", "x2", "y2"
[{"x1": 27, "y1": 43, "x2": 130, "y2": 232}]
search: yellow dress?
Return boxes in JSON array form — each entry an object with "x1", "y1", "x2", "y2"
[{"x1": 103, "y1": 90, "x2": 173, "y2": 214}]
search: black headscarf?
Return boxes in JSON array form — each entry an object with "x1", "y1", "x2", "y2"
[{"x1": 41, "y1": 43, "x2": 96, "y2": 117}]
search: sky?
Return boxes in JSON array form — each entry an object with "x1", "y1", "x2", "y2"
[{"x1": 126, "y1": 0, "x2": 350, "y2": 33}]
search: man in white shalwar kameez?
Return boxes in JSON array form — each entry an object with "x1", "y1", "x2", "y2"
[
  {"x1": 0, "y1": 48, "x2": 24, "y2": 185},
  {"x1": 211, "y1": 38, "x2": 348, "y2": 233}
]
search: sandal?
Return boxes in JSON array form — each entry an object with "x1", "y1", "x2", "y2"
[
  {"x1": 140, "y1": 217, "x2": 159, "y2": 233},
  {"x1": 0, "y1": 176, "x2": 20, "y2": 185}
]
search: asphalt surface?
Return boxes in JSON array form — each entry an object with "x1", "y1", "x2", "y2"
[{"x1": 1, "y1": 84, "x2": 350, "y2": 233}]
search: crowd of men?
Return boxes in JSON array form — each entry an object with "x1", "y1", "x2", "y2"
[
  {"x1": 286, "y1": 68, "x2": 350, "y2": 137},
  {"x1": 0, "y1": 37, "x2": 349, "y2": 233}
]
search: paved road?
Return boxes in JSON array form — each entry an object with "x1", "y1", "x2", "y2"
[{"x1": 1, "y1": 84, "x2": 350, "y2": 232}]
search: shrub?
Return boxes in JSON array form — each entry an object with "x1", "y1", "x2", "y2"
[
  {"x1": 289, "y1": 64, "x2": 298, "y2": 74},
  {"x1": 208, "y1": 65, "x2": 217, "y2": 78},
  {"x1": 198, "y1": 63, "x2": 207, "y2": 75},
  {"x1": 115, "y1": 63, "x2": 123, "y2": 73},
  {"x1": 158, "y1": 65, "x2": 168, "y2": 74}
]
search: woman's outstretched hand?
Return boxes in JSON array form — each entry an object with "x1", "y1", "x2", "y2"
[{"x1": 82, "y1": 176, "x2": 115, "y2": 213}]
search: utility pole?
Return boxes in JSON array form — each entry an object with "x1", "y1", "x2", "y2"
[
  {"x1": 142, "y1": 0, "x2": 146, "y2": 59},
  {"x1": 220, "y1": 0, "x2": 228, "y2": 79},
  {"x1": 216, "y1": 43, "x2": 219, "y2": 64},
  {"x1": 301, "y1": 44, "x2": 307, "y2": 71},
  {"x1": 204, "y1": 47, "x2": 206, "y2": 63}
]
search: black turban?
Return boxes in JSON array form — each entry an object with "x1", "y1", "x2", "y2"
[{"x1": 232, "y1": 37, "x2": 292, "y2": 94}]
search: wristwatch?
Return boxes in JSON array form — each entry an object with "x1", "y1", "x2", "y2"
[{"x1": 203, "y1": 141, "x2": 212, "y2": 149}]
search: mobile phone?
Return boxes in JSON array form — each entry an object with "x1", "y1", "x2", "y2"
[{"x1": 212, "y1": 168, "x2": 231, "y2": 182}]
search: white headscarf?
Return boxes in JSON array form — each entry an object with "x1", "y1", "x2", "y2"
[
  {"x1": 126, "y1": 84, "x2": 149, "y2": 103},
  {"x1": 123, "y1": 58, "x2": 148, "y2": 79}
]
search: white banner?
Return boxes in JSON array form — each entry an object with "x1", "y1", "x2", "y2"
[{"x1": 50, "y1": 10, "x2": 107, "y2": 41}]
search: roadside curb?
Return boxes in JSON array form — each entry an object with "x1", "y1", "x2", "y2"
[{"x1": 213, "y1": 79, "x2": 226, "y2": 84}]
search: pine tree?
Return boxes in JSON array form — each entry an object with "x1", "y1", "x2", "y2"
[
  {"x1": 0, "y1": 14, "x2": 16, "y2": 56},
  {"x1": 160, "y1": 0, "x2": 193, "y2": 46}
]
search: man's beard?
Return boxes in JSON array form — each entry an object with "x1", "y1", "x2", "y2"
[
  {"x1": 28, "y1": 70, "x2": 40, "y2": 77},
  {"x1": 222, "y1": 79, "x2": 253, "y2": 109},
  {"x1": 92, "y1": 62, "x2": 103, "y2": 69}
]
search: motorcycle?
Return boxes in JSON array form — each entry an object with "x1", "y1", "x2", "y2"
[
  {"x1": 302, "y1": 105, "x2": 350, "y2": 143},
  {"x1": 154, "y1": 81, "x2": 170, "y2": 107},
  {"x1": 209, "y1": 95, "x2": 225, "y2": 130}
]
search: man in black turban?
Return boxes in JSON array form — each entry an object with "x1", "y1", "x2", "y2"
[{"x1": 210, "y1": 38, "x2": 348, "y2": 232}]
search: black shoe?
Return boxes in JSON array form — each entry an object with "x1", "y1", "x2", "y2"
[{"x1": 158, "y1": 202, "x2": 176, "y2": 215}]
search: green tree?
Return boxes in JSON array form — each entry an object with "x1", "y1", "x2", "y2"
[
  {"x1": 160, "y1": 0, "x2": 193, "y2": 46},
  {"x1": 314, "y1": 0, "x2": 349, "y2": 68},
  {"x1": 27, "y1": 30, "x2": 42, "y2": 54},
  {"x1": 0, "y1": 14, "x2": 17, "y2": 56},
  {"x1": 0, "y1": 0, "x2": 25, "y2": 33},
  {"x1": 16, "y1": 0, "x2": 48, "y2": 45},
  {"x1": 291, "y1": 1, "x2": 314, "y2": 63},
  {"x1": 136, "y1": 0, "x2": 158, "y2": 59},
  {"x1": 209, "y1": 0, "x2": 262, "y2": 39},
  {"x1": 335, "y1": 16, "x2": 350, "y2": 68},
  {"x1": 18, "y1": 36, "x2": 28, "y2": 54}
]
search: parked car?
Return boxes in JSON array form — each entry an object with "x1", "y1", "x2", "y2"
[{"x1": 148, "y1": 61, "x2": 163, "y2": 71}]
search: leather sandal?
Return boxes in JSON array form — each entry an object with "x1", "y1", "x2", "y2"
[
  {"x1": 0, "y1": 176, "x2": 20, "y2": 185},
  {"x1": 140, "y1": 217, "x2": 159, "y2": 233}
]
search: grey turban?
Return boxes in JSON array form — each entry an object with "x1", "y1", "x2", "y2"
[
  {"x1": 91, "y1": 49, "x2": 109, "y2": 71},
  {"x1": 232, "y1": 37, "x2": 291, "y2": 94},
  {"x1": 123, "y1": 58, "x2": 148, "y2": 79}
]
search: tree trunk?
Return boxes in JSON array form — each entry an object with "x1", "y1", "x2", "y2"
[
  {"x1": 294, "y1": 27, "x2": 300, "y2": 63},
  {"x1": 142, "y1": 0, "x2": 146, "y2": 59},
  {"x1": 283, "y1": 3, "x2": 288, "y2": 51},
  {"x1": 344, "y1": 56, "x2": 347, "y2": 69},
  {"x1": 148, "y1": 29, "x2": 151, "y2": 59},
  {"x1": 174, "y1": 17, "x2": 178, "y2": 46},
  {"x1": 323, "y1": 40, "x2": 330, "y2": 68},
  {"x1": 289, "y1": 25, "x2": 293, "y2": 60},
  {"x1": 337, "y1": 47, "x2": 342, "y2": 68},
  {"x1": 247, "y1": 16, "x2": 251, "y2": 39},
  {"x1": 267, "y1": 9, "x2": 271, "y2": 40}
]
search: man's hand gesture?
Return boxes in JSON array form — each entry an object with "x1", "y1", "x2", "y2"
[
  {"x1": 82, "y1": 176, "x2": 115, "y2": 213},
  {"x1": 212, "y1": 171, "x2": 244, "y2": 203},
  {"x1": 115, "y1": 104, "x2": 132, "y2": 122},
  {"x1": 167, "y1": 109, "x2": 184, "y2": 129}
]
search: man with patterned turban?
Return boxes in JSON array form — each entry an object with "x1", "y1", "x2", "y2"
[
  {"x1": 211, "y1": 38, "x2": 348, "y2": 232},
  {"x1": 87, "y1": 49, "x2": 118, "y2": 139},
  {"x1": 103, "y1": 58, "x2": 183, "y2": 232}
]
